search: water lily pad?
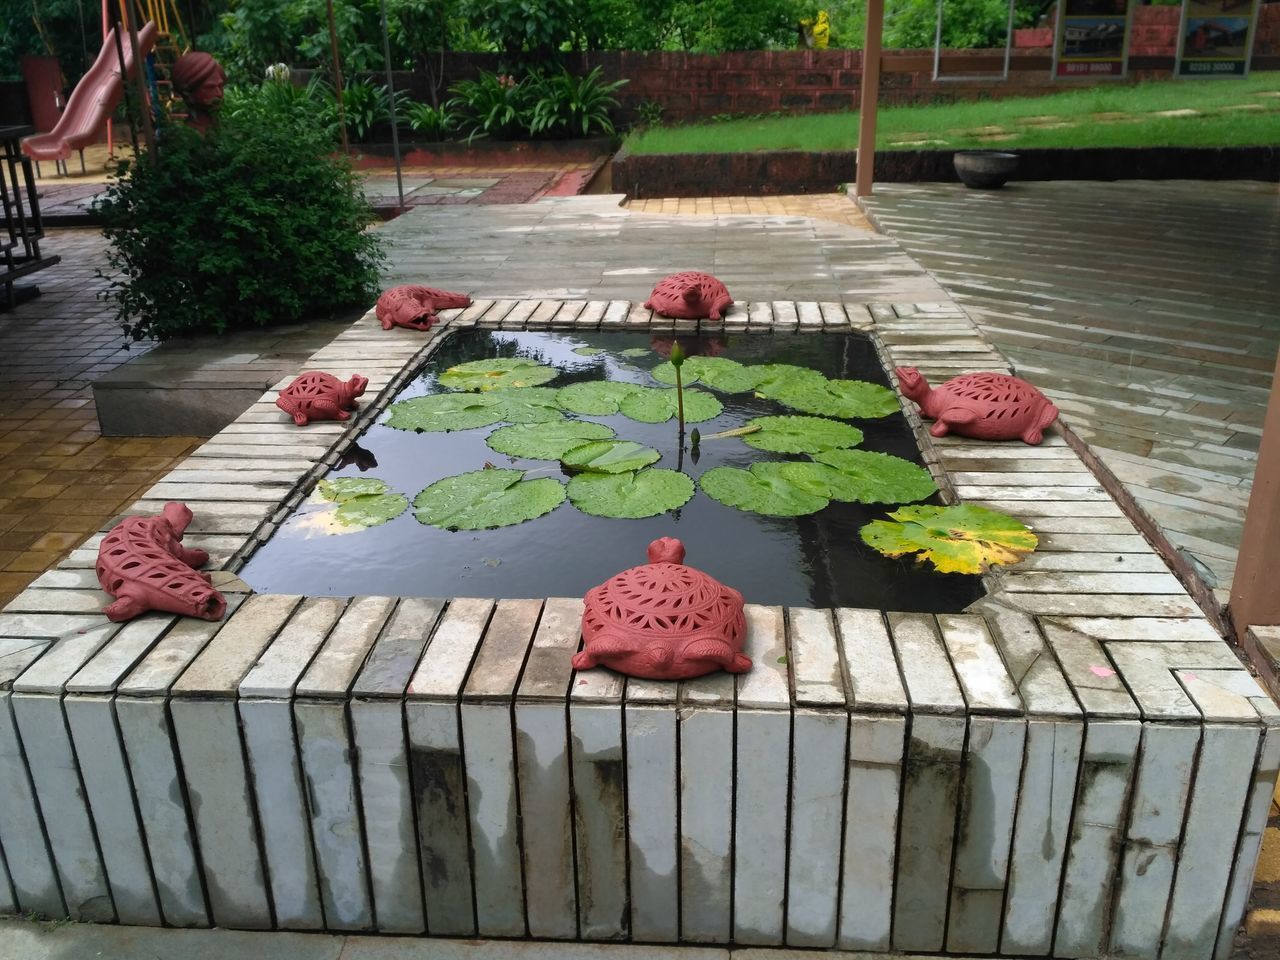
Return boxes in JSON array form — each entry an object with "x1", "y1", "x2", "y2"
[
  {"x1": 619, "y1": 347, "x2": 650, "y2": 358},
  {"x1": 860, "y1": 504, "x2": 1038, "y2": 574},
  {"x1": 486, "y1": 387, "x2": 566, "y2": 423},
  {"x1": 567, "y1": 468, "x2": 695, "y2": 519},
  {"x1": 753, "y1": 364, "x2": 828, "y2": 399},
  {"x1": 771, "y1": 378, "x2": 901, "y2": 420},
  {"x1": 487, "y1": 421, "x2": 616, "y2": 460},
  {"x1": 335, "y1": 493, "x2": 409, "y2": 528},
  {"x1": 414, "y1": 468, "x2": 565, "y2": 530},
  {"x1": 386, "y1": 393, "x2": 505, "y2": 432},
  {"x1": 741, "y1": 415, "x2": 863, "y2": 454},
  {"x1": 556, "y1": 381, "x2": 641, "y2": 415},
  {"x1": 651, "y1": 357, "x2": 767, "y2": 393},
  {"x1": 438, "y1": 358, "x2": 557, "y2": 391},
  {"x1": 318, "y1": 477, "x2": 391, "y2": 502},
  {"x1": 810, "y1": 449, "x2": 938, "y2": 503},
  {"x1": 572, "y1": 346, "x2": 605, "y2": 357},
  {"x1": 618, "y1": 386, "x2": 723, "y2": 424},
  {"x1": 700, "y1": 463, "x2": 829, "y2": 517},
  {"x1": 561, "y1": 440, "x2": 661, "y2": 474}
]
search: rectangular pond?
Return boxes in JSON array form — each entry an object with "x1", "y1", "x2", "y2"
[{"x1": 240, "y1": 328, "x2": 984, "y2": 612}]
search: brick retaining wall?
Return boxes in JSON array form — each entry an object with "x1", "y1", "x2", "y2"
[{"x1": 379, "y1": 5, "x2": 1280, "y2": 123}]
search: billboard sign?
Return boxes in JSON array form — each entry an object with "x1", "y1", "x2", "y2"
[
  {"x1": 1176, "y1": 0, "x2": 1261, "y2": 77},
  {"x1": 1054, "y1": 0, "x2": 1134, "y2": 78}
]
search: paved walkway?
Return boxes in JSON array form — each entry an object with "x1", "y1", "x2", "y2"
[{"x1": 859, "y1": 180, "x2": 1280, "y2": 614}]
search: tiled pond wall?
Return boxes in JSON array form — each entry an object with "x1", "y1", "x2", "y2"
[{"x1": 0, "y1": 299, "x2": 1276, "y2": 959}]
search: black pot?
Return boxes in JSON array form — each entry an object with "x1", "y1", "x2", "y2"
[{"x1": 953, "y1": 151, "x2": 1019, "y2": 189}]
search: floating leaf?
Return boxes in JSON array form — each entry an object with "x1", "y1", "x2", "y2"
[
  {"x1": 753, "y1": 364, "x2": 828, "y2": 398},
  {"x1": 561, "y1": 440, "x2": 661, "y2": 474},
  {"x1": 573, "y1": 346, "x2": 605, "y2": 357},
  {"x1": 318, "y1": 477, "x2": 390, "y2": 502},
  {"x1": 386, "y1": 393, "x2": 505, "y2": 432},
  {"x1": 619, "y1": 347, "x2": 650, "y2": 357},
  {"x1": 486, "y1": 387, "x2": 566, "y2": 424},
  {"x1": 619, "y1": 386, "x2": 722, "y2": 424},
  {"x1": 771, "y1": 377, "x2": 901, "y2": 420},
  {"x1": 487, "y1": 421, "x2": 616, "y2": 460},
  {"x1": 438, "y1": 358, "x2": 557, "y2": 391},
  {"x1": 414, "y1": 468, "x2": 565, "y2": 530},
  {"x1": 335, "y1": 493, "x2": 408, "y2": 528},
  {"x1": 810, "y1": 449, "x2": 938, "y2": 503},
  {"x1": 700, "y1": 463, "x2": 829, "y2": 517},
  {"x1": 741, "y1": 415, "x2": 863, "y2": 454},
  {"x1": 556, "y1": 381, "x2": 641, "y2": 415},
  {"x1": 860, "y1": 504, "x2": 1037, "y2": 574},
  {"x1": 651, "y1": 357, "x2": 766, "y2": 393},
  {"x1": 567, "y1": 468, "x2": 695, "y2": 518}
]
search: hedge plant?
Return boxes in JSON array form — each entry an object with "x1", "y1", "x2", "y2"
[{"x1": 95, "y1": 114, "x2": 384, "y2": 342}]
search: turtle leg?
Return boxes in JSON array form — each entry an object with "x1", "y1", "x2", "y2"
[
  {"x1": 932, "y1": 407, "x2": 978, "y2": 438},
  {"x1": 174, "y1": 545, "x2": 210, "y2": 568},
  {"x1": 684, "y1": 638, "x2": 751, "y2": 673},
  {"x1": 104, "y1": 587, "x2": 149, "y2": 622},
  {"x1": 572, "y1": 634, "x2": 640, "y2": 670},
  {"x1": 1022, "y1": 404, "x2": 1059, "y2": 445}
]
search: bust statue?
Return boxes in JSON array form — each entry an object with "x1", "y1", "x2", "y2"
[{"x1": 170, "y1": 51, "x2": 225, "y2": 133}]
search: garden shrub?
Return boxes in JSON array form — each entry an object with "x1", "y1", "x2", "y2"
[
  {"x1": 526, "y1": 67, "x2": 628, "y2": 137},
  {"x1": 95, "y1": 113, "x2": 384, "y2": 343}
]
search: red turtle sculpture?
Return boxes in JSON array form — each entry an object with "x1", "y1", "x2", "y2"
[
  {"x1": 895, "y1": 367, "x2": 1059, "y2": 445},
  {"x1": 96, "y1": 503, "x2": 226, "y2": 623},
  {"x1": 276, "y1": 371, "x2": 368, "y2": 426},
  {"x1": 644, "y1": 271, "x2": 734, "y2": 321},
  {"x1": 575, "y1": 538, "x2": 751, "y2": 680},
  {"x1": 375, "y1": 284, "x2": 472, "y2": 332}
]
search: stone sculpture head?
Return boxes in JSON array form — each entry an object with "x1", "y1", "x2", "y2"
[{"x1": 171, "y1": 52, "x2": 226, "y2": 131}]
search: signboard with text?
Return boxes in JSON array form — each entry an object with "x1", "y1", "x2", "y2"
[
  {"x1": 1054, "y1": 0, "x2": 1133, "y2": 78},
  {"x1": 1176, "y1": 0, "x2": 1260, "y2": 77}
]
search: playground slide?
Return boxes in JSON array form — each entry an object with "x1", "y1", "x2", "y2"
[{"x1": 21, "y1": 22, "x2": 158, "y2": 164}]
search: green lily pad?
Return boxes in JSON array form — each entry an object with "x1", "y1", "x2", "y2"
[
  {"x1": 619, "y1": 347, "x2": 650, "y2": 358},
  {"x1": 556, "y1": 381, "x2": 641, "y2": 415},
  {"x1": 810, "y1": 449, "x2": 938, "y2": 503},
  {"x1": 860, "y1": 504, "x2": 1037, "y2": 574},
  {"x1": 618, "y1": 386, "x2": 723, "y2": 424},
  {"x1": 700, "y1": 463, "x2": 829, "y2": 517},
  {"x1": 486, "y1": 387, "x2": 566, "y2": 424},
  {"x1": 413, "y1": 468, "x2": 565, "y2": 530},
  {"x1": 771, "y1": 377, "x2": 901, "y2": 420},
  {"x1": 386, "y1": 393, "x2": 505, "y2": 432},
  {"x1": 567, "y1": 468, "x2": 695, "y2": 519},
  {"x1": 651, "y1": 357, "x2": 767, "y2": 393},
  {"x1": 318, "y1": 477, "x2": 391, "y2": 502},
  {"x1": 753, "y1": 364, "x2": 828, "y2": 399},
  {"x1": 438, "y1": 358, "x2": 557, "y2": 391},
  {"x1": 572, "y1": 346, "x2": 605, "y2": 357},
  {"x1": 335, "y1": 493, "x2": 409, "y2": 528},
  {"x1": 486, "y1": 420, "x2": 616, "y2": 460},
  {"x1": 741, "y1": 415, "x2": 863, "y2": 454},
  {"x1": 561, "y1": 440, "x2": 661, "y2": 474}
]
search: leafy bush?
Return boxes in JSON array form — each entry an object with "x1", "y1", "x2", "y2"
[
  {"x1": 447, "y1": 72, "x2": 536, "y2": 140},
  {"x1": 95, "y1": 116, "x2": 384, "y2": 342},
  {"x1": 220, "y1": 75, "x2": 340, "y2": 139},
  {"x1": 526, "y1": 67, "x2": 628, "y2": 137},
  {"x1": 341, "y1": 80, "x2": 411, "y2": 141},
  {"x1": 404, "y1": 100, "x2": 460, "y2": 138}
]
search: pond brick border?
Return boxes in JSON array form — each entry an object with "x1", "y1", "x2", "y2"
[{"x1": 0, "y1": 297, "x2": 1275, "y2": 957}]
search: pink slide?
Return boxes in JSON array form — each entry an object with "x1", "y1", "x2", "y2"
[{"x1": 21, "y1": 22, "x2": 158, "y2": 169}]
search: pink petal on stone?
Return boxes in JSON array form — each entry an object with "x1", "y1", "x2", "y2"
[{"x1": 1090, "y1": 665, "x2": 1116, "y2": 678}]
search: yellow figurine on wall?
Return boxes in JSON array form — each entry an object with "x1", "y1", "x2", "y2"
[{"x1": 799, "y1": 10, "x2": 831, "y2": 49}]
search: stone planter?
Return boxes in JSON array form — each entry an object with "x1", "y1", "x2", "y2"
[{"x1": 953, "y1": 150, "x2": 1020, "y2": 189}]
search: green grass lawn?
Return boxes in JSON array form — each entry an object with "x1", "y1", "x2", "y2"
[{"x1": 625, "y1": 74, "x2": 1280, "y2": 154}]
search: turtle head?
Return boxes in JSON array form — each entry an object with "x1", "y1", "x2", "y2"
[
  {"x1": 345, "y1": 374, "x2": 369, "y2": 402},
  {"x1": 647, "y1": 537, "x2": 685, "y2": 565},
  {"x1": 895, "y1": 367, "x2": 930, "y2": 402},
  {"x1": 161, "y1": 502, "x2": 194, "y2": 537}
]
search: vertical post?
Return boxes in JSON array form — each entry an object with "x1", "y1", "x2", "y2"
[
  {"x1": 855, "y1": 0, "x2": 885, "y2": 197},
  {"x1": 327, "y1": 0, "x2": 350, "y2": 154},
  {"x1": 378, "y1": 0, "x2": 405, "y2": 209},
  {"x1": 1231, "y1": 347, "x2": 1280, "y2": 638},
  {"x1": 124, "y1": 0, "x2": 157, "y2": 156}
]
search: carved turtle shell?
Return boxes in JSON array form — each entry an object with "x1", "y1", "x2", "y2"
[
  {"x1": 644, "y1": 271, "x2": 734, "y2": 320},
  {"x1": 575, "y1": 538, "x2": 751, "y2": 680},
  {"x1": 898, "y1": 368, "x2": 1059, "y2": 445}
]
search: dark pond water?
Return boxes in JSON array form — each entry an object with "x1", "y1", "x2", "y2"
[{"x1": 240, "y1": 329, "x2": 985, "y2": 612}]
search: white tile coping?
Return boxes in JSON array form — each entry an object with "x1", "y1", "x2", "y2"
[{"x1": 0, "y1": 298, "x2": 1275, "y2": 958}]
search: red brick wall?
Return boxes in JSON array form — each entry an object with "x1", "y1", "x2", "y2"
[{"x1": 388, "y1": 5, "x2": 1279, "y2": 124}]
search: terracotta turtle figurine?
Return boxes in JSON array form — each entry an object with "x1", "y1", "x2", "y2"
[
  {"x1": 575, "y1": 537, "x2": 752, "y2": 680},
  {"x1": 96, "y1": 502, "x2": 226, "y2": 622},
  {"x1": 375, "y1": 284, "x2": 472, "y2": 332},
  {"x1": 276, "y1": 371, "x2": 368, "y2": 426},
  {"x1": 644, "y1": 271, "x2": 734, "y2": 321},
  {"x1": 895, "y1": 367, "x2": 1059, "y2": 445}
]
